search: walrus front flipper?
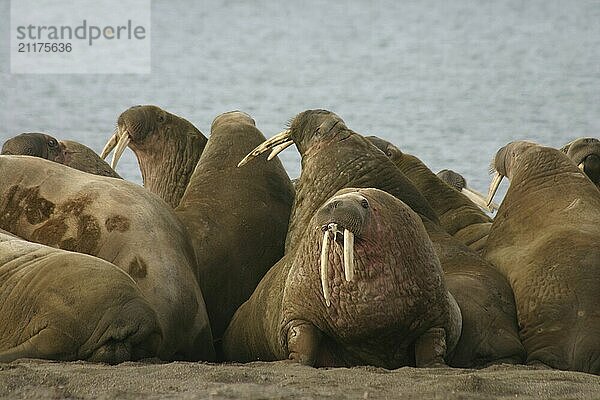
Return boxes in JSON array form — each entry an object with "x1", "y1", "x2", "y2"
[
  {"x1": 285, "y1": 320, "x2": 323, "y2": 366},
  {"x1": 414, "y1": 328, "x2": 449, "y2": 368},
  {"x1": 0, "y1": 327, "x2": 76, "y2": 363}
]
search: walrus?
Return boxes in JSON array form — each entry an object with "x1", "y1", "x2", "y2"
[
  {"x1": 0, "y1": 229, "x2": 161, "y2": 363},
  {"x1": 485, "y1": 140, "x2": 600, "y2": 374},
  {"x1": 436, "y1": 169, "x2": 500, "y2": 213},
  {"x1": 238, "y1": 109, "x2": 440, "y2": 253},
  {"x1": 364, "y1": 136, "x2": 524, "y2": 367},
  {"x1": 223, "y1": 188, "x2": 461, "y2": 368},
  {"x1": 101, "y1": 105, "x2": 208, "y2": 208},
  {"x1": 0, "y1": 155, "x2": 214, "y2": 361},
  {"x1": 561, "y1": 137, "x2": 600, "y2": 189},
  {"x1": 366, "y1": 136, "x2": 493, "y2": 251},
  {"x1": 174, "y1": 111, "x2": 294, "y2": 346},
  {"x1": 1, "y1": 133, "x2": 121, "y2": 178}
]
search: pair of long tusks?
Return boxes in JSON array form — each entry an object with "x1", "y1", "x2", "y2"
[
  {"x1": 486, "y1": 171, "x2": 505, "y2": 208},
  {"x1": 462, "y1": 186, "x2": 500, "y2": 213},
  {"x1": 100, "y1": 129, "x2": 130, "y2": 169},
  {"x1": 319, "y1": 223, "x2": 355, "y2": 307},
  {"x1": 237, "y1": 129, "x2": 292, "y2": 167}
]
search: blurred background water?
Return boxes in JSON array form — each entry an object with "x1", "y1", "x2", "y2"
[{"x1": 1, "y1": 0, "x2": 599, "y2": 202}]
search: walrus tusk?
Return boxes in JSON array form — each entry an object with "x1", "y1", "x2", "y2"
[
  {"x1": 462, "y1": 187, "x2": 500, "y2": 213},
  {"x1": 111, "y1": 133, "x2": 131, "y2": 169},
  {"x1": 100, "y1": 131, "x2": 119, "y2": 159},
  {"x1": 267, "y1": 141, "x2": 294, "y2": 161},
  {"x1": 343, "y1": 228, "x2": 354, "y2": 282},
  {"x1": 578, "y1": 162, "x2": 585, "y2": 171},
  {"x1": 320, "y1": 229, "x2": 331, "y2": 307},
  {"x1": 486, "y1": 171, "x2": 504, "y2": 207},
  {"x1": 237, "y1": 129, "x2": 292, "y2": 167}
]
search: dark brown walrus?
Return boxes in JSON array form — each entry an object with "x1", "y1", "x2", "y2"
[
  {"x1": 175, "y1": 111, "x2": 295, "y2": 345},
  {"x1": 0, "y1": 155, "x2": 214, "y2": 361},
  {"x1": 365, "y1": 136, "x2": 525, "y2": 367},
  {"x1": 238, "y1": 109, "x2": 440, "y2": 254},
  {"x1": 0, "y1": 229, "x2": 161, "y2": 363},
  {"x1": 101, "y1": 105, "x2": 208, "y2": 208},
  {"x1": 485, "y1": 140, "x2": 600, "y2": 374},
  {"x1": 223, "y1": 188, "x2": 461, "y2": 368},
  {"x1": 561, "y1": 137, "x2": 600, "y2": 189},
  {"x1": 1, "y1": 133, "x2": 121, "y2": 178}
]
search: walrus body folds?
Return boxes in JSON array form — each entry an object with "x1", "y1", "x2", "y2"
[{"x1": 224, "y1": 188, "x2": 461, "y2": 368}]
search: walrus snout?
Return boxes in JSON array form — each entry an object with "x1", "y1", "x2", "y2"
[{"x1": 315, "y1": 192, "x2": 372, "y2": 306}]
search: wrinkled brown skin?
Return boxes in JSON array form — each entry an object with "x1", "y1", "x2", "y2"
[
  {"x1": 0, "y1": 229, "x2": 161, "y2": 363},
  {"x1": 561, "y1": 137, "x2": 600, "y2": 190},
  {"x1": 175, "y1": 111, "x2": 294, "y2": 344},
  {"x1": 366, "y1": 136, "x2": 525, "y2": 367},
  {"x1": 484, "y1": 141, "x2": 600, "y2": 374},
  {"x1": 2, "y1": 133, "x2": 121, "y2": 178},
  {"x1": 367, "y1": 136, "x2": 492, "y2": 251},
  {"x1": 60, "y1": 140, "x2": 122, "y2": 178},
  {"x1": 2, "y1": 132, "x2": 65, "y2": 162},
  {"x1": 116, "y1": 105, "x2": 208, "y2": 208},
  {"x1": 0, "y1": 155, "x2": 214, "y2": 361},
  {"x1": 223, "y1": 188, "x2": 461, "y2": 369},
  {"x1": 282, "y1": 110, "x2": 439, "y2": 253}
]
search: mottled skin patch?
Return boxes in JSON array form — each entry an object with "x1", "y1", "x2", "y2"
[
  {"x1": 66, "y1": 214, "x2": 101, "y2": 255},
  {"x1": 128, "y1": 257, "x2": 148, "y2": 278},
  {"x1": 31, "y1": 218, "x2": 69, "y2": 247},
  {"x1": 105, "y1": 215, "x2": 130, "y2": 232},
  {"x1": 0, "y1": 185, "x2": 55, "y2": 228},
  {"x1": 59, "y1": 192, "x2": 97, "y2": 216}
]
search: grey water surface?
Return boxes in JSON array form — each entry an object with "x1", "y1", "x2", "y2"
[{"x1": 1, "y1": 0, "x2": 599, "y2": 201}]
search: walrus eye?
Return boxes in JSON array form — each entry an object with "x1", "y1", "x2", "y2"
[
  {"x1": 157, "y1": 114, "x2": 166, "y2": 123},
  {"x1": 47, "y1": 139, "x2": 58, "y2": 148},
  {"x1": 361, "y1": 199, "x2": 369, "y2": 209}
]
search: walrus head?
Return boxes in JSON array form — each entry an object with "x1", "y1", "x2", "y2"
[
  {"x1": 313, "y1": 191, "x2": 370, "y2": 305},
  {"x1": 486, "y1": 140, "x2": 539, "y2": 206},
  {"x1": 238, "y1": 110, "x2": 349, "y2": 166},
  {"x1": 102, "y1": 105, "x2": 204, "y2": 168},
  {"x1": 100, "y1": 105, "x2": 208, "y2": 208},
  {"x1": 561, "y1": 137, "x2": 600, "y2": 186},
  {"x1": 2, "y1": 132, "x2": 65, "y2": 163}
]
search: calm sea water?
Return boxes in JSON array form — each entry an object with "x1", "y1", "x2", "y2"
[{"x1": 1, "y1": 0, "x2": 599, "y2": 201}]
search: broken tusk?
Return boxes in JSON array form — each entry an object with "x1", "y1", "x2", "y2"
[
  {"x1": 320, "y1": 229, "x2": 331, "y2": 307},
  {"x1": 343, "y1": 229, "x2": 354, "y2": 282},
  {"x1": 238, "y1": 129, "x2": 292, "y2": 167}
]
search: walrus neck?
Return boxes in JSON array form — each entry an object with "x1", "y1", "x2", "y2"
[
  {"x1": 393, "y1": 155, "x2": 491, "y2": 235},
  {"x1": 136, "y1": 133, "x2": 207, "y2": 208}
]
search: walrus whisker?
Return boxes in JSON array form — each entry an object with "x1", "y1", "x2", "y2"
[
  {"x1": 486, "y1": 172, "x2": 504, "y2": 207},
  {"x1": 343, "y1": 228, "x2": 354, "y2": 282},
  {"x1": 267, "y1": 141, "x2": 294, "y2": 161},
  {"x1": 237, "y1": 129, "x2": 292, "y2": 167},
  {"x1": 100, "y1": 131, "x2": 119, "y2": 159},
  {"x1": 462, "y1": 187, "x2": 500, "y2": 213},
  {"x1": 111, "y1": 132, "x2": 131, "y2": 169},
  {"x1": 320, "y1": 229, "x2": 331, "y2": 307}
]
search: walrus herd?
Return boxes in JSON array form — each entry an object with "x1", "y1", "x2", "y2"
[{"x1": 0, "y1": 106, "x2": 598, "y2": 376}]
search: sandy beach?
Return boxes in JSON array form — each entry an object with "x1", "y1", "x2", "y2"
[{"x1": 1, "y1": 359, "x2": 598, "y2": 399}]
